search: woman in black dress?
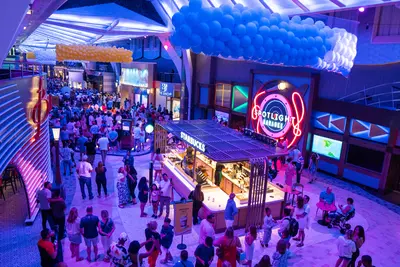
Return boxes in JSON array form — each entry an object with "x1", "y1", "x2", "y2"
[
  {"x1": 138, "y1": 177, "x2": 149, "y2": 217},
  {"x1": 95, "y1": 161, "x2": 107, "y2": 197},
  {"x1": 125, "y1": 164, "x2": 138, "y2": 204},
  {"x1": 188, "y1": 184, "x2": 204, "y2": 225}
]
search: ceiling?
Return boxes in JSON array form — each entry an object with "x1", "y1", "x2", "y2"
[{"x1": 20, "y1": 3, "x2": 169, "y2": 51}]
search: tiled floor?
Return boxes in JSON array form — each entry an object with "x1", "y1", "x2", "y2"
[{"x1": 1, "y1": 154, "x2": 399, "y2": 267}]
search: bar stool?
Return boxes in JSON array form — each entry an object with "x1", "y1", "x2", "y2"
[
  {"x1": 290, "y1": 183, "x2": 304, "y2": 205},
  {"x1": 0, "y1": 178, "x2": 5, "y2": 200}
]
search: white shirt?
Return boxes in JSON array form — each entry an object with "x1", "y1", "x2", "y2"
[
  {"x1": 133, "y1": 127, "x2": 141, "y2": 139},
  {"x1": 60, "y1": 147, "x2": 72, "y2": 160},
  {"x1": 199, "y1": 219, "x2": 215, "y2": 244},
  {"x1": 66, "y1": 218, "x2": 81, "y2": 235},
  {"x1": 96, "y1": 116, "x2": 103, "y2": 126},
  {"x1": 77, "y1": 161, "x2": 93, "y2": 178},
  {"x1": 159, "y1": 179, "x2": 172, "y2": 198},
  {"x1": 37, "y1": 188, "x2": 52, "y2": 210},
  {"x1": 337, "y1": 236, "x2": 356, "y2": 258},
  {"x1": 292, "y1": 149, "x2": 302, "y2": 162},
  {"x1": 98, "y1": 137, "x2": 109, "y2": 151},
  {"x1": 278, "y1": 216, "x2": 290, "y2": 234},
  {"x1": 106, "y1": 116, "x2": 113, "y2": 126},
  {"x1": 263, "y1": 214, "x2": 275, "y2": 229}
]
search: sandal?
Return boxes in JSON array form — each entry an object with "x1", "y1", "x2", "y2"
[
  {"x1": 293, "y1": 237, "x2": 300, "y2": 241},
  {"x1": 297, "y1": 243, "x2": 304, "y2": 247}
]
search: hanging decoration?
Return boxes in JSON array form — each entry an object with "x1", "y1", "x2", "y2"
[
  {"x1": 26, "y1": 50, "x2": 57, "y2": 64},
  {"x1": 170, "y1": 0, "x2": 357, "y2": 76},
  {"x1": 56, "y1": 44, "x2": 132, "y2": 63}
]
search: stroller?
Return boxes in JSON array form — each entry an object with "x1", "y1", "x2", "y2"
[{"x1": 328, "y1": 209, "x2": 356, "y2": 234}]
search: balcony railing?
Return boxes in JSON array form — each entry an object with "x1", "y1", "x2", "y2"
[
  {"x1": 0, "y1": 61, "x2": 43, "y2": 80},
  {"x1": 157, "y1": 72, "x2": 180, "y2": 83}
]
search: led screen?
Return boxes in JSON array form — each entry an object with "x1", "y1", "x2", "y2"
[
  {"x1": 312, "y1": 134, "x2": 342, "y2": 160},
  {"x1": 121, "y1": 68, "x2": 148, "y2": 87}
]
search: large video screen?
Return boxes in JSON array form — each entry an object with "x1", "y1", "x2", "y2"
[
  {"x1": 312, "y1": 134, "x2": 342, "y2": 160},
  {"x1": 121, "y1": 68, "x2": 148, "y2": 87}
]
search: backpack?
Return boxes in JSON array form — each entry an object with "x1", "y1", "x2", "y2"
[{"x1": 284, "y1": 217, "x2": 299, "y2": 237}]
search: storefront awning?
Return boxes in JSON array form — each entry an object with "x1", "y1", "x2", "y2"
[{"x1": 159, "y1": 120, "x2": 284, "y2": 163}]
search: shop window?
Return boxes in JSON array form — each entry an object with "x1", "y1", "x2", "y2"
[
  {"x1": 346, "y1": 144, "x2": 384, "y2": 173},
  {"x1": 199, "y1": 86, "x2": 209, "y2": 105},
  {"x1": 215, "y1": 83, "x2": 231, "y2": 108}
]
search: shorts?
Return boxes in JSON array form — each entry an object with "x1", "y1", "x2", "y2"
[
  {"x1": 339, "y1": 256, "x2": 352, "y2": 260},
  {"x1": 84, "y1": 236, "x2": 99, "y2": 247},
  {"x1": 68, "y1": 233, "x2": 82, "y2": 244}
]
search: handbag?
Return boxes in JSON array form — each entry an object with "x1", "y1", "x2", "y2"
[{"x1": 216, "y1": 247, "x2": 224, "y2": 260}]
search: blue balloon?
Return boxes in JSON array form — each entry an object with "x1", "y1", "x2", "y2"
[
  {"x1": 264, "y1": 50, "x2": 274, "y2": 61},
  {"x1": 232, "y1": 12, "x2": 242, "y2": 24},
  {"x1": 221, "y1": 15, "x2": 235, "y2": 29},
  {"x1": 296, "y1": 25, "x2": 305, "y2": 37},
  {"x1": 202, "y1": 45, "x2": 214, "y2": 55},
  {"x1": 279, "y1": 21, "x2": 289, "y2": 30},
  {"x1": 198, "y1": 8, "x2": 212, "y2": 22},
  {"x1": 311, "y1": 47, "x2": 319, "y2": 57},
  {"x1": 234, "y1": 24, "x2": 246, "y2": 36},
  {"x1": 244, "y1": 45, "x2": 255, "y2": 59},
  {"x1": 290, "y1": 48, "x2": 298, "y2": 57},
  {"x1": 307, "y1": 37, "x2": 315, "y2": 48},
  {"x1": 209, "y1": 21, "x2": 222, "y2": 37},
  {"x1": 240, "y1": 35, "x2": 252, "y2": 47},
  {"x1": 298, "y1": 48, "x2": 305, "y2": 57},
  {"x1": 318, "y1": 45, "x2": 327, "y2": 57},
  {"x1": 291, "y1": 15, "x2": 301, "y2": 24},
  {"x1": 264, "y1": 37, "x2": 273, "y2": 48},
  {"x1": 172, "y1": 12, "x2": 185, "y2": 28},
  {"x1": 300, "y1": 37, "x2": 308, "y2": 48},
  {"x1": 233, "y1": 4, "x2": 245, "y2": 12},
  {"x1": 231, "y1": 47, "x2": 243, "y2": 58},
  {"x1": 190, "y1": 34, "x2": 202, "y2": 47},
  {"x1": 281, "y1": 14, "x2": 290, "y2": 23},
  {"x1": 253, "y1": 34, "x2": 264, "y2": 47},
  {"x1": 191, "y1": 45, "x2": 202, "y2": 54},
  {"x1": 279, "y1": 29, "x2": 288, "y2": 41},
  {"x1": 315, "y1": 20, "x2": 325, "y2": 30},
  {"x1": 228, "y1": 36, "x2": 240, "y2": 49},
  {"x1": 282, "y1": 54, "x2": 289, "y2": 63},
  {"x1": 180, "y1": 24, "x2": 192, "y2": 37},
  {"x1": 270, "y1": 25, "x2": 280, "y2": 38},
  {"x1": 214, "y1": 40, "x2": 225, "y2": 53},
  {"x1": 255, "y1": 47, "x2": 265, "y2": 59},
  {"x1": 269, "y1": 16, "x2": 279, "y2": 25},
  {"x1": 259, "y1": 26, "x2": 270, "y2": 37},
  {"x1": 241, "y1": 10, "x2": 252, "y2": 24},
  {"x1": 271, "y1": 13, "x2": 281, "y2": 21},
  {"x1": 259, "y1": 18, "x2": 270, "y2": 26},
  {"x1": 212, "y1": 8, "x2": 223, "y2": 21},
  {"x1": 204, "y1": 36, "x2": 215, "y2": 48},
  {"x1": 180, "y1": 6, "x2": 190, "y2": 15},
  {"x1": 186, "y1": 12, "x2": 199, "y2": 26},
  {"x1": 293, "y1": 37, "x2": 301, "y2": 47},
  {"x1": 249, "y1": 8, "x2": 259, "y2": 22},
  {"x1": 189, "y1": 0, "x2": 202, "y2": 11},
  {"x1": 319, "y1": 29, "x2": 327, "y2": 39},
  {"x1": 220, "y1": 28, "x2": 232, "y2": 42},
  {"x1": 246, "y1": 22, "x2": 257, "y2": 37},
  {"x1": 283, "y1": 44, "x2": 291, "y2": 54},
  {"x1": 220, "y1": 4, "x2": 233, "y2": 14},
  {"x1": 221, "y1": 47, "x2": 231, "y2": 58},
  {"x1": 274, "y1": 39, "x2": 284, "y2": 50},
  {"x1": 303, "y1": 17, "x2": 314, "y2": 25},
  {"x1": 287, "y1": 31, "x2": 295, "y2": 44},
  {"x1": 305, "y1": 49, "x2": 311, "y2": 57},
  {"x1": 170, "y1": 34, "x2": 180, "y2": 46},
  {"x1": 198, "y1": 23, "x2": 210, "y2": 37}
]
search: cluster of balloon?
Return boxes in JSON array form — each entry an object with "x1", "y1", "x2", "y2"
[
  {"x1": 26, "y1": 50, "x2": 57, "y2": 63},
  {"x1": 56, "y1": 44, "x2": 133, "y2": 63},
  {"x1": 170, "y1": 0, "x2": 357, "y2": 75}
]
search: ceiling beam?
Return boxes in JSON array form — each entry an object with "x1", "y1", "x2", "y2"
[
  {"x1": 89, "y1": 19, "x2": 120, "y2": 44},
  {"x1": 259, "y1": 0, "x2": 274, "y2": 13},
  {"x1": 292, "y1": 0, "x2": 310, "y2": 12},
  {"x1": 330, "y1": 0, "x2": 346, "y2": 8}
]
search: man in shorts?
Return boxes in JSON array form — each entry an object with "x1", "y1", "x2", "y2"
[
  {"x1": 98, "y1": 134, "x2": 110, "y2": 164},
  {"x1": 80, "y1": 206, "x2": 100, "y2": 262}
]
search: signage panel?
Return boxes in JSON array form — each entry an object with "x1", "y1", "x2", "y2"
[
  {"x1": 180, "y1": 132, "x2": 206, "y2": 152},
  {"x1": 160, "y1": 82, "x2": 174, "y2": 97}
]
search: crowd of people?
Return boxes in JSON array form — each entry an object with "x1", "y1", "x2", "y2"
[{"x1": 36, "y1": 79, "x2": 375, "y2": 267}]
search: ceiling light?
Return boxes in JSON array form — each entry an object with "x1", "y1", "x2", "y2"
[
  {"x1": 278, "y1": 82, "x2": 287, "y2": 90},
  {"x1": 359, "y1": 7, "x2": 365, "y2": 12},
  {"x1": 27, "y1": 4, "x2": 33, "y2": 15},
  {"x1": 164, "y1": 44, "x2": 168, "y2": 50},
  {"x1": 23, "y1": 26, "x2": 27, "y2": 30}
]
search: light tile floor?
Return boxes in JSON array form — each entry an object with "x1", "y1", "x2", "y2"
[{"x1": 1, "y1": 153, "x2": 399, "y2": 267}]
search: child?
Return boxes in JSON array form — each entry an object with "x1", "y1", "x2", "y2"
[
  {"x1": 336, "y1": 230, "x2": 356, "y2": 267},
  {"x1": 160, "y1": 218, "x2": 174, "y2": 264},
  {"x1": 261, "y1": 207, "x2": 276, "y2": 247},
  {"x1": 150, "y1": 184, "x2": 160, "y2": 219},
  {"x1": 285, "y1": 158, "x2": 296, "y2": 189},
  {"x1": 272, "y1": 239, "x2": 290, "y2": 267}
]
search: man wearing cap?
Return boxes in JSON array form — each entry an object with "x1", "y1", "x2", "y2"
[
  {"x1": 80, "y1": 206, "x2": 100, "y2": 262},
  {"x1": 224, "y1": 193, "x2": 238, "y2": 229},
  {"x1": 199, "y1": 214, "x2": 215, "y2": 245},
  {"x1": 76, "y1": 155, "x2": 94, "y2": 200},
  {"x1": 37, "y1": 228, "x2": 58, "y2": 267},
  {"x1": 107, "y1": 232, "x2": 130, "y2": 266}
]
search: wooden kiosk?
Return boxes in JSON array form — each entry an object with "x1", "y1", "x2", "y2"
[
  {"x1": 120, "y1": 119, "x2": 133, "y2": 150},
  {"x1": 155, "y1": 120, "x2": 287, "y2": 232}
]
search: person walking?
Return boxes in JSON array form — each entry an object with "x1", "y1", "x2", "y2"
[
  {"x1": 214, "y1": 227, "x2": 242, "y2": 267},
  {"x1": 189, "y1": 184, "x2": 204, "y2": 225},
  {"x1": 77, "y1": 135, "x2": 88, "y2": 161},
  {"x1": 80, "y1": 206, "x2": 100, "y2": 262},
  {"x1": 126, "y1": 164, "x2": 138, "y2": 204},
  {"x1": 37, "y1": 228, "x2": 58, "y2": 267},
  {"x1": 160, "y1": 218, "x2": 174, "y2": 264},
  {"x1": 224, "y1": 193, "x2": 238, "y2": 229},
  {"x1": 244, "y1": 226, "x2": 257, "y2": 267},
  {"x1": 195, "y1": 236, "x2": 215, "y2": 267},
  {"x1": 37, "y1": 182, "x2": 55, "y2": 230},
  {"x1": 95, "y1": 161, "x2": 108, "y2": 198},
  {"x1": 117, "y1": 167, "x2": 130, "y2": 208},
  {"x1": 50, "y1": 190, "x2": 66, "y2": 241},
  {"x1": 145, "y1": 221, "x2": 161, "y2": 267},
  {"x1": 60, "y1": 143, "x2": 73, "y2": 176},
  {"x1": 159, "y1": 173, "x2": 172, "y2": 218},
  {"x1": 152, "y1": 148, "x2": 163, "y2": 181},
  {"x1": 66, "y1": 208, "x2": 83, "y2": 262},
  {"x1": 290, "y1": 145, "x2": 303, "y2": 183},
  {"x1": 349, "y1": 226, "x2": 366, "y2": 267},
  {"x1": 99, "y1": 210, "x2": 115, "y2": 263},
  {"x1": 85, "y1": 137, "x2": 97, "y2": 166},
  {"x1": 335, "y1": 230, "x2": 356, "y2": 267},
  {"x1": 261, "y1": 207, "x2": 276, "y2": 247},
  {"x1": 123, "y1": 150, "x2": 134, "y2": 169},
  {"x1": 76, "y1": 155, "x2": 94, "y2": 200},
  {"x1": 138, "y1": 177, "x2": 150, "y2": 217},
  {"x1": 98, "y1": 134, "x2": 110, "y2": 164},
  {"x1": 199, "y1": 214, "x2": 216, "y2": 245},
  {"x1": 293, "y1": 196, "x2": 309, "y2": 247}
]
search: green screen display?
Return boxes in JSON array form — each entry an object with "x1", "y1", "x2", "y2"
[
  {"x1": 231, "y1": 85, "x2": 249, "y2": 114},
  {"x1": 312, "y1": 134, "x2": 342, "y2": 160}
]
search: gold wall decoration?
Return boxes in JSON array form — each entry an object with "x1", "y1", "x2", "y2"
[{"x1": 56, "y1": 44, "x2": 132, "y2": 63}]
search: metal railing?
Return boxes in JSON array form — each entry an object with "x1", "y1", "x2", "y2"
[
  {"x1": 337, "y1": 82, "x2": 400, "y2": 111},
  {"x1": 0, "y1": 61, "x2": 43, "y2": 80},
  {"x1": 157, "y1": 72, "x2": 180, "y2": 83}
]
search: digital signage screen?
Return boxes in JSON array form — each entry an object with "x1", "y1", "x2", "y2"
[
  {"x1": 312, "y1": 134, "x2": 342, "y2": 160},
  {"x1": 121, "y1": 68, "x2": 148, "y2": 87}
]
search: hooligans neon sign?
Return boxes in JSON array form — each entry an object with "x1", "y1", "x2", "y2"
[{"x1": 251, "y1": 91, "x2": 305, "y2": 148}]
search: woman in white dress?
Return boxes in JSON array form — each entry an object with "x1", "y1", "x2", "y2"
[
  {"x1": 244, "y1": 226, "x2": 257, "y2": 267},
  {"x1": 294, "y1": 196, "x2": 308, "y2": 247}
]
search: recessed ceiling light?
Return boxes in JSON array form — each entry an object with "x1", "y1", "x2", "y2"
[
  {"x1": 359, "y1": 7, "x2": 365, "y2": 12},
  {"x1": 23, "y1": 26, "x2": 27, "y2": 30}
]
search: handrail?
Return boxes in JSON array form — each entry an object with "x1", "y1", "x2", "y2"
[
  {"x1": 1, "y1": 60, "x2": 44, "y2": 80},
  {"x1": 350, "y1": 91, "x2": 400, "y2": 104},
  {"x1": 337, "y1": 81, "x2": 400, "y2": 101}
]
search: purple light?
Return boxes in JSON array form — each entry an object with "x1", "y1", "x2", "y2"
[{"x1": 359, "y1": 7, "x2": 365, "y2": 12}]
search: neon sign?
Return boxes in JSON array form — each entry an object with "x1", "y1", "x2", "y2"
[
  {"x1": 180, "y1": 132, "x2": 206, "y2": 152},
  {"x1": 251, "y1": 89, "x2": 305, "y2": 148}
]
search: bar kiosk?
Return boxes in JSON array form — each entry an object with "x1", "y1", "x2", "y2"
[
  {"x1": 155, "y1": 120, "x2": 287, "y2": 232},
  {"x1": 120, "y1": 119, "x2": 133, "y2": 150}
]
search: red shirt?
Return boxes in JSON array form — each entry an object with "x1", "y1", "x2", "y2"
[{"x1": 38, "y1": 239, "x2": 55, "y2": 255}]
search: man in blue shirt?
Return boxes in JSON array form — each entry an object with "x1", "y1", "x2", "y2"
[
  {"x1": 123, "y1": 150, "x2": 134, "y2": 168},
  {"x1": 77, "y1": 135, "x2": 88, "y2": 160},
  {"x1": 224, "y1": 193, "x2": 238, "y2": 229},
  {"x1": 80, "y1": 206, "x2": 99, "y2": 262}
]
